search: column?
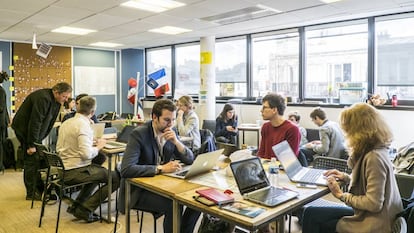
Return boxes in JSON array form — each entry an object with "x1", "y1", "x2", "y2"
[{"x1": 199, "y1": 36, "x2": 215, "y2": 121}]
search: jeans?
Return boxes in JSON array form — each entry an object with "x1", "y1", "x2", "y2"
[{"x1": 302, "y1": 205, "x2": 354, "y2": 233}]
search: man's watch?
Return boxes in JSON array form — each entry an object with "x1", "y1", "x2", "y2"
[{"x1": 156, "y1": 165, "x2": 163, "y2": 174}]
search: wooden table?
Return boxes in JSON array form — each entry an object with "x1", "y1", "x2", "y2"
[
  {"x1": 100, "y1": 146, "x2": 126, "y2": 223},
  {"x1": 125, "y1": 175, "x2": 202, "y2": 233},
  {"x1": 125, "y1": 168, "x2": 329, "y2": 233}
]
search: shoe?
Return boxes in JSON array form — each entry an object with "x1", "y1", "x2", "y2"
[
  {"x1": 26, "y1": 192, "x2": 42, "y2": 201},
  {"x1": 73, "y1": 207, "x2": 100, "y2": 223}
]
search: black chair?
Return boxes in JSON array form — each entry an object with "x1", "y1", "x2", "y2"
[
  {"x1": 38, "y1": 151, "x2": 102, "y2": 233},
  {"x1": 395, "y1": 173, "x2": 414, "y2": 199},
  {"x1": 136, "y1": 208, "x2": 163, "y2": 233},
  {"x1": 198, "y1": 129, "x2": 216, "y2": 155},
  {"x1": 202, "y1": 119, "x2": 216, "y2": 135},
  {"x1": 31, "y1": 143, "x2": 51, "y2": 208},
  {"x1": 306, "y1": 128, "x2": 320, "y2": 142}
]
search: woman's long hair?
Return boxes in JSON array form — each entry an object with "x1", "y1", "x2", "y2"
[
  {"x1": 340, "y1": 103, "x2": 393, "y2": 163},
  {"x1": 218, "y1": 103, "x2": 237, "y2": 122}
]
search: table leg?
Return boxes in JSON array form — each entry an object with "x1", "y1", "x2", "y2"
[
  {"x1": 275, "y1": 216, "x2": 285, "y2": 233},
  {"x1": 125, "y1": 179, "x2": 131, "y2": 233},
  {"x1": 173, "y1": 200, "x2": 180, "y2": 233},
  {"x1": 107, "y1": 154, "x2": 112, "y2": 223}
]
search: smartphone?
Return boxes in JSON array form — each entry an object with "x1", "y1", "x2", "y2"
[{"x1": 296, "y1": 183, "x2": 317, "y2": 189}]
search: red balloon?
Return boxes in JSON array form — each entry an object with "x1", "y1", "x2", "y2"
[{"x1": 128, "y1": 78, "x2": 137, "y2": 87}]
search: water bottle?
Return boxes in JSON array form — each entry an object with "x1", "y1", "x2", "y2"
[
  {"x1": 392, "y1": 95, "x2": 398, "y2": 107},
  {"x1": 268, "y1": 157, "x2": 279, "y2": 187}
]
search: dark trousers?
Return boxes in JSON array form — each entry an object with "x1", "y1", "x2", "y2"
[
  {"x1": 64, "y1": 164, "x2": 120, "y2": 212},
  {"x1": 302, "y1": 206, "x2": 354, "y2": 233},
  {"x1": 135, "y1": 189, "x2": 201, "y2": 233},
  {"x1": 16, "y1": 134, "x2": 44, "y2": 197}
]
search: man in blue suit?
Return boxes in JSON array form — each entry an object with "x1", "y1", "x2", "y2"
[{"x1": 120, "y1": 99, "x2": 200, "y2": 233}]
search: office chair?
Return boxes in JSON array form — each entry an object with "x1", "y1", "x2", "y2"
[
  {"x1": 202, "y1": 119, "x2": 216, "y2": 135},
  {"x1": 395, "y1": 173, "x2": 414, "y2": 199},
  {"x1": 38, "y1": 151, "x2": 102, "y2": 233}
]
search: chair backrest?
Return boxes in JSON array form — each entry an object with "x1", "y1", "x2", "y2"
[
  {"x1": 42, "y1": 151, "x2": 65, "y2": 180},
  {"x1": 198, "y1": 129, "x2": 217, "y2": 155},
  {"x1": 202, "y1": 120, "x2": 216, "y2": 135},
  {"x1": 117, "y1": 125, "x2": 136, "y2": 143},
  {"x1": 313, "y1": 156, "x2": 352, "y2": 174},
  {"x1": 392, "y1": 216, "x2": 408, "y2": 233},
  {"x1": 104, "y1": 126, "x2": 118, "y2": 135},
  {"x1": 395, "y1": 173, "x2": 414, "y2": 199}
]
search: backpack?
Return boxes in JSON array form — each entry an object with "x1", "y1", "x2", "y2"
[
  {"x1": 397, "y1": 196, "x2": 414, "y2": 233},
  {"x1": 3, "y1": 139, "x2": 16, "y2": 169},
  {"x1": 393, "y1": 142, "x2": 414, "y2": 174}
]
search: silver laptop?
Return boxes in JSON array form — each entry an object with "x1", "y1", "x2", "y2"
[
  {"x1": 165, "y1": 149, "x2": 224, "y2": 179},
  {"x1": 104, "y1": 141, "x2": 127, "y2": 149},
  {"x1": 91, "y1": 123, "x2": 105, "y2": 139},
  {"x1": 272, "y1": 140, "x2": 327, "y2": 186},
  {"x1": 230, "y1": 157, "x2": 298, "y2": 207}
]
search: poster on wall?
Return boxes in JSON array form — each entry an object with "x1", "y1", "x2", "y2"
[{"x1": 74, "y1": 66, "x2": 115, "y2": 95}]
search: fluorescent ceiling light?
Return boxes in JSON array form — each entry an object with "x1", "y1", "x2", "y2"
[
  {"x1": 319, "y1": 0, "x2": 343, "y2": 3},
  {"x1": 121, "y1": 0, "x2": 185, "y2": 13},
  {"x1": 256, "y1": 4, "x2": 282, "y2": 13},
  {"x1": 90, "y1": 42, "x2": 123, "y2": 48},
  {"x1": 52, "y1": 26, "x2": 96, "y2": 35},
  {"x1": 148, "y1": 26, "x2": 191, "y2": 35}
]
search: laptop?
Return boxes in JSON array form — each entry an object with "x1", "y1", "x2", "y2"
[
  {"x1": 272, "y1": 140, "x2": 327, "y2": 186},
  {"x1": 230, "y1": 157, "x2": 298, "y2": 207},
  {"x1": 103, "y1": 125, "x2": 135, "y2": 149},
  {"x1": 91, "y1": 123, "x2": 105, "y2": 139},
  {"x1": 165, "y1": 149, "x2": 224, "y2": 179}
]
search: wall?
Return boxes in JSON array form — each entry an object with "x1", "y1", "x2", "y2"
[{"x1": 0, "y1": 41, "x2": 11, "y2": 113}]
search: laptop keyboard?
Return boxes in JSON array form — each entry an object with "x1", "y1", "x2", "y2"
[
  {"x1": 300, "y1": 169, "x2": 321, "y2": 183},
  {"x1": 176, "y1": 170, "x2": 188, "y2": 177}
]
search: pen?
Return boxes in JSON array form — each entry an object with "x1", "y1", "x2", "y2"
[{"x1": 282, "y1": 186, "x2": 296, "y2": 192}]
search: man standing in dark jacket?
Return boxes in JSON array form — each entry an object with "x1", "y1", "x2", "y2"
[{"x1": 12, "y1": 82, "x2": 72, "y2": 200}]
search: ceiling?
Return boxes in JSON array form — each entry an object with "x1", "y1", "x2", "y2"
[{"x1": 1, "y1": 0, "x2": 414, "y2": 50}]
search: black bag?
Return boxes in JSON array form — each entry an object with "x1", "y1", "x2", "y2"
[
  {"x1": 3, "y1": 139, "x2": 16, "y2": 168},
  {"x1": 397, "y1": 196, "x2": 414, "y2": 233},
  {"x1": 197, "y1": 214, "x2": 234, "y2": 233}
]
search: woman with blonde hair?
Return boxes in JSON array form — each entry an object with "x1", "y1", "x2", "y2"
[
  {"x1": 302, "y1": 103, "x2": 403, "y2": 233},
  {"x1": 175, "y1": 95, "x2": 201, "y2": 151}
]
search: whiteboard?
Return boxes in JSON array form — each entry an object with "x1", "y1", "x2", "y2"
[{"x1": 74, "y1": 66, "x2": 115, "y2": 95}]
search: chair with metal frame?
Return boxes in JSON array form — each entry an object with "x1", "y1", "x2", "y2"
[
  {"x1": 38, "y1": 150, "x2": 102, "y2": 233},
  {"x1": 31, "y1": 142, "x2": 52, "y2": 208}
]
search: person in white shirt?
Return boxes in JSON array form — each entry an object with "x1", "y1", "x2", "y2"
[
  {"x1": 57, "y1": 96, "x2": 120, "y2": 223},
  {"x1": 175, "y1": 95, "x2": 201, "y2": 152}
]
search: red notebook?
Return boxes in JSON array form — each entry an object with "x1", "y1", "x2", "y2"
[{"x1": 196, "y1": 188, "x2": 234, "y2": 205}]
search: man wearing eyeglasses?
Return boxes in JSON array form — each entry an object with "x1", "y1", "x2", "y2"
[
  {"x1": 119, "y1": 98, "x2": 200, "y2": 233},
  {"x1": 257, "y1": 93, "x2": 301, "y2": 160}
]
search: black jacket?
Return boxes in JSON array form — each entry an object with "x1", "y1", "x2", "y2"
[{"x1": 11, "y1": 88, "x2": 61, "y2": 147}]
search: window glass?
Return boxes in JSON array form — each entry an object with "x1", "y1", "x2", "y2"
[
  {"x1": 215, "y1": 37, "x2": 247, "y2": 97},
  {"x1": 175, "y1": 43, "x2": 200, "y2": 96},
  {"x1": 375, "y1": 14, "x2": 414, "y2": 100},
  {"x1": 252, "y1": 31, "x2": 299, "y2": 99},
  {"x1": 305, "y1": 21, "x2": 368, "y2": 101},
  {"x1": 146, "y1": 47, "x2": 172, "y2": 96}
]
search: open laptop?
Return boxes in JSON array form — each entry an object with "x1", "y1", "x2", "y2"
[
  {"x1": 272, "y1": 140, "x2": 327, "y2": 186},
  {"x1": 230, "y1": 157, "x2": 298, "y2": 207},
  {"x1": 165, "y1": 149, "x2": 224, "y2": 179},
  {"x1": 103, "y1": 125, "x2": 135, "y2": 149},
  {"x1": 91, "y1": 123, "x2": 105, "y2": 139}
]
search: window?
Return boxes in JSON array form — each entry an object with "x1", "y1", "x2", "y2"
[
  {"x1": 146, "y1": 47, "x2": 172, "y2": 96},
  {"x1": 215, "y1": 37, "x2": 247, "y2": 97},
  {"x1": 375, "y1": 13, "x2": 414, "y2": 100},
  {"x1": 305, "y1": 21, "x2": 368, "y2": 100},
  {"x1": 175, "y1": 43, "x2": 200, "y2": 96},
  {"x1": 252, "y1": 30, "x2": 299, "y2": 99}
]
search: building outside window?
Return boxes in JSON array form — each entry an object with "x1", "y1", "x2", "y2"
[
  {"x1": 175, "y1": 43, "x2": 200, "y2": 96},
  {"x1": 304, "y1": 20, "x2": 368, "y2": 102},
  {"x1": 375, "y1": 13, "x2": 414, "y2": 100},
  {"x1": 215, "y1": 37, "x2": 247, "y2": 97},
  {"x1": 251, "y1": 30, "x2": 299, "y2": 100}
]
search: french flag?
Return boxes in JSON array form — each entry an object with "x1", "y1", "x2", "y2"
[{"x1": 146, "y1": 68, "x2": 170, "y2": 97}]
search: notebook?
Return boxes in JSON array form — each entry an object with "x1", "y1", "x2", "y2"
[
  {"x1": 91, "y1": 123, "x2": 105, "y2": 139},
  {"x1": 272, "y1": 140, "x2": 327, "y2": 186},
  {"x1": 230, "y1": 157, "x2": 298, "y2": 207},
  {"x1": 165, "y1": 149, "x2": 224, "y2": 179}
]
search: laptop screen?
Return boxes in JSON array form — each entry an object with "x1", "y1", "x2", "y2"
[
  {"x1": 272, "y1": 141, "x2": 303, "y2": 178},
  {"x1": 117, "y1": 125, "x2": 135, "y2": 143},
  {"x1": 230, "y1": 157, "x2": 269, "y2": 195}
]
